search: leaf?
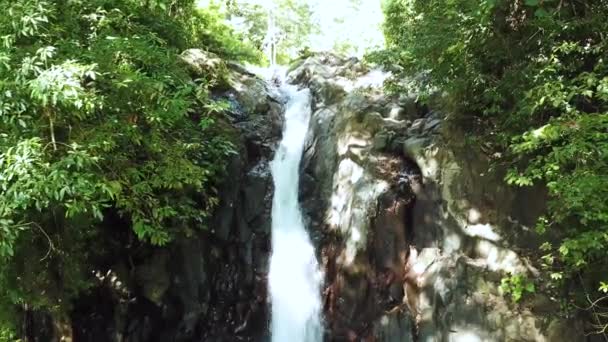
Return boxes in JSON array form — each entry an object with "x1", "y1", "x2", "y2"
[
  {"x1": 534, "y1": 8, "x2": 549, "y2": 18},
  {"x1": 525, "y1": 0, "x2": 540, "y2": 6},
  {"x1": 513, "y1": 291, "x2": 522, "y2": 302},
  {"x1": 539, "y1": 242, "x2": 552, "y2": 251},
  {"x1": 525, "y1": 282, "x2": 536, "y2": 293}
]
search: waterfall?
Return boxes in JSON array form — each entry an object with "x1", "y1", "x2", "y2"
[{"x1": 268, "y1": 79, "x2": 323, "y2": 342}]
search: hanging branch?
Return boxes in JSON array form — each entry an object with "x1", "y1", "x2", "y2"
[
  {"x1": 578, "y1": 274, "x2": 608, "y2": 341},
  {"x1": 20, "y1": 222, "x2": 56, "y2": 261},
  {"x1": 44, "y1": 107, "x2": 57, "y2": 151}
]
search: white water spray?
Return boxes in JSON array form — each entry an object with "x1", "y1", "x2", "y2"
[{"x1": 268, "y1": 77, "x2": 323, "y2": 342}]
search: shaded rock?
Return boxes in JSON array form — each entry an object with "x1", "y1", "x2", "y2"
[
  {"x1": 546, "y1": 318, "x2": 586, "y2": 342},
  {"x1": 398, "y1": 93, "x2": 419, "y2": 120},
  {"x1": 228, "y1": 73, "x2": 271, "y2": 116},
  {"x1": 528, "y1": 294, "x2": 559, "y2": 315},
  {"x1": 372, "y1": 131, "x2": 391, "y2": 151},
  {"x1": 172, "y1": 236, "x2": 208, "y2": 315},
  {"x1": 423, "y1": 117, "x2": 441, "y2": 132},
  {"x1": 314, "y1": 79, "x2": 347, "y2": 106},
  {"x1": 135, "y1": 251, "x2": 170, "y2": 306},
  {"x1": 212, "y1": 154, "x2": 242, "y2": 241},
  {"x1": 373, "y1": 310, "x2": 415, "y2": 342},
  {"x1": 402, "y1": 136, "x2": 431, "y2": 160},
  {"x1": 243, "y1": 167, "x2": 270, "y2": 222},
  {"x1": 373, "y1": 190, "x2": 411, "y2": 273}
]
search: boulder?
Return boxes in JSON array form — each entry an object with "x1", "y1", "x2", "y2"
[{"x1": 180, "y1": 49, "x2": 225, "y2": 77}]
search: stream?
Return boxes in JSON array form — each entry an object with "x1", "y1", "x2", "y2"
[{"x1": 268, "y1": 76, "x2": 323, "y2": 342}]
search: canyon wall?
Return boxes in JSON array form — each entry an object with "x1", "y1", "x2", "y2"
[{"x1": 291, "y1": 53, "x2": 585, "y2": 342}]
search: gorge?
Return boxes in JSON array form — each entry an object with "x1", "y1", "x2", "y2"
[
  {"x1": 3, "y1": 1, "x2": 607, "y2": 341},
  {"x1": 23, "y1": 52, "x2": 589, "y2": 342}
]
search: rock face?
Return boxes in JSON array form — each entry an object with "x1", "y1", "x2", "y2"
[
  {"x1": 289, "y1": 53, "x2": 585, "y2": 341},
  {"x1": 28, "y1": 50, "x2": 283, "y2": 342}
]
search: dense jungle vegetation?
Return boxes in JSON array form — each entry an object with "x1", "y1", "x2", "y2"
[
  {"x1": 0, "y1": 0, "x2": 261, "y2": 337},
  {"x1": 377, "y1": 0, "x2": 608, "y2": 333}
]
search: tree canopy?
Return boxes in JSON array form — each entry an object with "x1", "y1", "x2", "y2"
[{"x1": 223, "y1": 0, "x2": 319, "y2": 64}]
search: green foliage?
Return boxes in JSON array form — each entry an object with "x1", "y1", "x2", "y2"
[
  {"x1": 223, "y1": 0, "x2": 319, "y2": 64},
  {"x1": 500, "y1": 273, "x2": 536, "y2": 302},
  {"x1": 0, "y1": 0, "x2": 248, "y2": 331},
  {"x1": 194, "y1": 3, "x2": 263, "y2": 62},
  {"x1": 379, "y1": 0, "x2": 608, "y2": 328},
  {"x1": 0, "y1": 327, "x2": 18, "y2": 342}
]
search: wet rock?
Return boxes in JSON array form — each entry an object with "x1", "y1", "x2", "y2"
[
  {"x1": 243, "y1": 166, "x2": 270, "y2": 223},
  {"x1": 212, "y1": 154, "x2": 242, "y2": 242}
]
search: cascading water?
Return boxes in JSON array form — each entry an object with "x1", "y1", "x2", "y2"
[{"x1": 268, "y1": 77, "x2": 323, "y2": 342}]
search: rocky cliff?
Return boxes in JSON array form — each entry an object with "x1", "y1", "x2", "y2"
[{"x1": 289, "y1": 53, "x2": 586, "y2": 342}]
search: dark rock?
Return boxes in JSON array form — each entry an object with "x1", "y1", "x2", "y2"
[
  {"x1": 528, "y1": 294, "x2": 560, "y2": 315},
  {"x1": 243, "y1": 167, "x2": 270, "y2": 223},
  {"x1": 212, "y1": 154, "x2": 242, "y2": 242},
  {"x1": 135, "y1": 250, "x2": 170, "y2": 306},
  {"x1": 373, "y1": 310, "x2": 416, "y2": 342}
]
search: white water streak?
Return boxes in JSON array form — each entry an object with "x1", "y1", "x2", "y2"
[{"x1": 268, "y1": 81, "x2": 323, "y2": 342}]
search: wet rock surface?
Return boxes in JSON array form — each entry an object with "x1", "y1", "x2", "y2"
[{"x1": 290, "y1": 53, "x2": 585, "y2": 341}]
